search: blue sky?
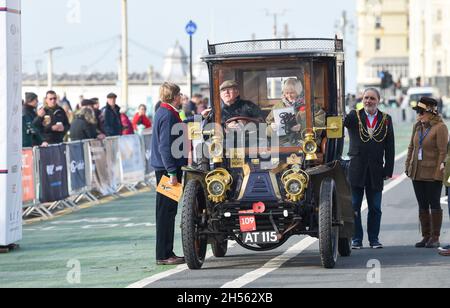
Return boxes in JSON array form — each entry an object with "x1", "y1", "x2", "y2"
[{"x1": 21, "y1": 0, "x2": 357, "y2": 91}]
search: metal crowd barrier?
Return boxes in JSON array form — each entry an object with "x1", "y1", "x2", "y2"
[{"x1": 22, "y1": 133, "x2": 155, "y2": 220}]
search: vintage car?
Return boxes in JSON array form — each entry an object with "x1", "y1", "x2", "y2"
[{"x1": 181, "y1": 38, "x2": 354, "y2": 269}]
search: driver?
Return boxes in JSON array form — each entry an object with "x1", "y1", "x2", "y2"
[{"x1": 202, "y1": 80, "x2": 263, "y2": 129}]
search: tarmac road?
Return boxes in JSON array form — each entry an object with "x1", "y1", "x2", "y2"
[{"x1": 129, "y1": 154, "x2": 450, "y2": 289}]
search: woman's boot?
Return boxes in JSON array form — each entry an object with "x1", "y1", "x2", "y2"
[
  {"x1": 426, "y1": 209, "x2": 443, "y2": 248},
  {"x1": 415, "y1": 210, "x2": 431, "y2": 248}
]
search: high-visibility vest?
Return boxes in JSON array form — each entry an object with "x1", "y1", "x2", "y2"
[{"x1": 356, "y1": 102, "x2": 364, "y2": 111}]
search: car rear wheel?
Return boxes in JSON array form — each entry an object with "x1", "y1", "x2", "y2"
[
  {"x1": 211, "y1": 239, "x2": 228, "y2": 258},
  {"x1": 318, "y1": 178, "x2": 339, "y2": 269},
  {"x1": 338, "y1": 238, "x2": 352, "y2": 257},
  {"x1": 182, "y1": 180, "x2": 207, "y2": 269}
]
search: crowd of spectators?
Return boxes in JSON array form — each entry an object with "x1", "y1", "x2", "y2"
[{"x1": 22, "y1": 90, "x2": 209, "y2": 148}]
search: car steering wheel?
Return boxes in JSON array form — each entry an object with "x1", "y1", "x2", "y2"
[{"x1": 225, "y1": 116, "x2": 262, "y2": 125}]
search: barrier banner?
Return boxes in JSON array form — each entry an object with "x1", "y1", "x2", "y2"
[
  {"x1": 142, "y1": 133, "x2": 154, "y2": 175},
  {"x1": 104, "y1": 137, "x2": 121, "y2": 189},
  {"x1": 67, "y1": 142, "x2": 86, "y2": 193},
  {"x1": 119, "y1": 135, "x2": 145, "y2": 184},
  {"x1": 89, "y1": 140, "x2": 113, "y2": 195},
  {"x1": 38, "y1": 145, "x2": 69, "y2": 203},
  {"x1": 0, "y1": 0, "x2": 22, "y2": 246},
  {"x1": 22, "y1": 149, "x2": 35, "y2": 203}
]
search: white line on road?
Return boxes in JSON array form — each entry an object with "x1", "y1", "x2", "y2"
[
  {"x1": 127, "y1": 243, "x2": 237, "y2": 288},
  {"x1": 221, "y1": 151, "x2": 409, "y2": 288},
  {"x1": 221, "y1": 237, "x2": 317, "y2": 288}
]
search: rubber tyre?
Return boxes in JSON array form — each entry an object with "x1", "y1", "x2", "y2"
[
  {"x1": 182, "y1": 180, "x2": 207, "y2": 269},
  {"x1": 338, "y1": 238, "x2": 352, "y2": 257},
  {"x1": 318, "y1": 178, "x2": 339, "y2": 269},
  {"x1": 211, "y1": 239, "x2": 228, "y2": 258}
]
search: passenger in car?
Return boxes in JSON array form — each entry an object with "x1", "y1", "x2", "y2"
[{"x1": 266, "y1": 78, "x2": 326, "y2": 147}]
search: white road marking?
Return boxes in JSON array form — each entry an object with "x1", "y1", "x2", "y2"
[
  {"x1": 127, "y1": 243, "x2": 236, "y2": 288},
  {"x1": 221, "y1": 237, "x2": 317, "y2": 288},
  {"x1": 128, "y1": 151, "x2": 410, "y2": 289}
]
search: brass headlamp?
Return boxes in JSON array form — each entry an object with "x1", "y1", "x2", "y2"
[
  {"x1": 281, "y1": 165, "x2": 309, "y2": 202},
  {"x1": 303, "y1": 132, "x2": 318, "y2": 161},
  {"x1": 208, "y1": 135, "x2": 224, "y2": 164},
  {"x1": 206, "y1": 168, "x2": 233, "y2": 203}
]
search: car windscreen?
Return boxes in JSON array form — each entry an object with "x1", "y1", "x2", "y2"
[{"x1": 215, "y1": 60, "x2": 329, "y2": 150}]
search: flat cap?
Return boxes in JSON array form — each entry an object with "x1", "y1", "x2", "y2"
[
  {"x1": 220, "y1": 80, "x2": 238, "y2": 91},
  {"x1": 107, "y1": 92, "x2": 117, "y2": 99}
]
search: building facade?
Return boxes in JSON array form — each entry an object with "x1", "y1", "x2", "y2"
[
  {"x1": 409, "y1": 0, "x2": 450, "y2": 95},
  {"x1": 357, "y1": 0, "x2": 410, "y2": 91}
]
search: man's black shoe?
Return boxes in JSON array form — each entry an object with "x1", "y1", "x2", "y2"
[{"x1": 156, "y1": 256, "x2": 185, "y2": 266}]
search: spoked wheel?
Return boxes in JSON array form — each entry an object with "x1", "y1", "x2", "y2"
[
  {"x1": 182, "y1": 180, "x2": 207, "y2": 269},
  {"x1": 211, "y1": 239, "x2": 228, "y2": 258},
  {"x1": 318, "y1": 178, "x2": 339, "y2": 269}
]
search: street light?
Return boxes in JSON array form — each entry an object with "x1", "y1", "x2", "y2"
[
  {"x1": 121, "y1": 0, "x2": 129, "y2": 110},
  {"x1": 45, "y1": 47, "x2": 63, "y2": 90},
  {"x1": 186, "y1": 20, "x2": 197, "y2": 98}
]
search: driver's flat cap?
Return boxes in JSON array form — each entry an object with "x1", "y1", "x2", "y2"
[{"x1": 220, "y1": 80, "x2": 238, "y2": 91}]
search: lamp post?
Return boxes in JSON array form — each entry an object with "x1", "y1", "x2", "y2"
[
  {"x1": 121, "y1": 0, "x2": 129, "y2": 109},
  {"x1": 186, "y1": 20, "x2": 197, "y2": 98},
  {"x1": 45, "y1": 46, "x2": 62, "y2": 89}
]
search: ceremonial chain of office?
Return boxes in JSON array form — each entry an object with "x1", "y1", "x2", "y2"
[{"x1": 356, "y1": 111, "x2": 389, "y2": 143}]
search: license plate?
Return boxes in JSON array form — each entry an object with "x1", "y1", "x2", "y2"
[
  {"x1": 239, "y1": 210, "x2": 256, "y2": 232},
  {"x1": 242, "y1": 231, "x2": 279, "y2": 245}
]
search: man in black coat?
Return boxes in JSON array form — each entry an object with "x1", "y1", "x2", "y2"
[
  {"x1": 344, "y1": 88, "x2": 395, "y2": 250},
  {"x1": 33, "y1": 91, "x2": 70, "y2": 145},
  {"x1": 101, "y1": 93, "x2": 122, "y2": 136}
]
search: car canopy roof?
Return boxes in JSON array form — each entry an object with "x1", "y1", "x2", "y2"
[{"x1": 202, "y1": 38, "x2": 344, "y2": 62}]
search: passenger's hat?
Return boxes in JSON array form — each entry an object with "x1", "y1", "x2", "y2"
[
  {"x1": 220, "y1": 80, "x2": 238, "y2": 91},
  {"x1": 413, "y1": 97, "x2": 439, "y2": 115},
  {"x1": 25, "y1": 92, "x2": 38, "y2": 104},
  {"x1": 107, "y1": 92, "x2": 117, "y2": 99},
  {"x1": 81, "y1": 99, "x2": 95, "y2": 107}
]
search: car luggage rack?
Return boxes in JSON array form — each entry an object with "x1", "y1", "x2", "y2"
[{"x1": 207, "y1": 38, "x2": 344, "y2": 55}]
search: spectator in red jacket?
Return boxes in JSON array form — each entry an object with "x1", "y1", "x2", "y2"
[
  {"x1": 120, "y1": 108, "x2": 134, "y2": 135},
  {"x1": 132, "y1": 104, "x2": 152, "y2": 133}
]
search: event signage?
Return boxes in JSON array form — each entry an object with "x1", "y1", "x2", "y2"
[
  {"x1": 67, "y1": 142, "x2": 86, "y2": 193},
  {"x1": 21, "y1": 149, "x2": 35, "y2": 203},
  {"x1": 38, "y1": 145, "x2": 69, "y2": 203},
  {"x1": 89, "y1": 140, "x2": 113, "y2": 195},
  {"x1": 142, "y1": 133, "x2": 153, "y2": 175},
  {"x1": 0, "y1": 0, "x2": 22, "y2": 246},
  {"x1": 119, "y1": 135, "x2": 145, "y2": 184}
]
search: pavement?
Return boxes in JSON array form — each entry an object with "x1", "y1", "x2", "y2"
[{"x1": 1, "y1": 120, "x2": 449, "y2": 288}]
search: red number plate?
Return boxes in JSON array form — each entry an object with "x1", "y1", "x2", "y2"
[{"x1": 239, "y1": 210, "x2": 256, "y2": 232}]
